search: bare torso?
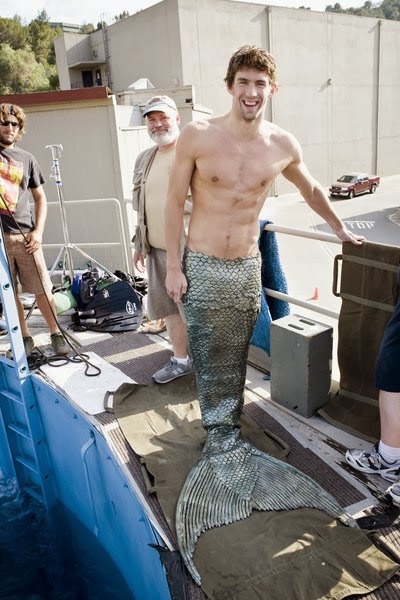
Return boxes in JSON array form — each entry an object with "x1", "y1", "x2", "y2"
[{"x1": 186, "y1": 115, "x2": 294, "y2": 259}]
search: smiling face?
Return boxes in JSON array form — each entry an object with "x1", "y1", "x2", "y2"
[
  {"x1": 146, "y1": 110, "x2": 180, "y2": 147},
  {"x1": 228, "y1": 67, "x2": 277, "y2": 122}
]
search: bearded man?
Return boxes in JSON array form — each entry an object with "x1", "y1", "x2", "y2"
[{"x1": 132, "y1": 96, "x2": 192, "y2": 383}]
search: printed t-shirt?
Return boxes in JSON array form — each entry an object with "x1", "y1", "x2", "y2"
[{"x1": 0, "y1": 145, "x2": 45, "y2": 233}]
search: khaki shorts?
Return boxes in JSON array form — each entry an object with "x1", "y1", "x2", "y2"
[
  {"x1": 146, "y1": 247, "x2": 181, "y2": 320},
  {"x1": 4, "y1": 233, "x2": 53, "y2": 296}
]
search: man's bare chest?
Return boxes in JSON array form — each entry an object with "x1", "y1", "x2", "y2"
[{"x1": 196, "y1": 144, "x2": 290, "y2": 192}]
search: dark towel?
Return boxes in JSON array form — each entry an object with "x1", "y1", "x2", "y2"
[{"x1": 250, "y1": 220, "x2": 290, "y2": 354}]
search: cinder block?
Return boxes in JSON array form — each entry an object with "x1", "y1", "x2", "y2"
[{"x1": 270, "y1": 314, "x2": 333, "y2": 418}]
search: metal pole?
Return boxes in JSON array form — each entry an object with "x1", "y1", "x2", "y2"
[
  {"x1": 46, "y1": 144, "x2": 74, "y2": 284},
  {"x1": 263, "y1": 223, "x2": 342, "y2": 245}
]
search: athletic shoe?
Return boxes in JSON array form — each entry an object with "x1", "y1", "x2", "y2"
[
  {"x1": 385, "y1": 482, "x2": 400, "y2": 507},
  {"x1": 6, "y1": 336, "x2": 34, "y2": 360},
  {"x1": 153, "y1": 357, "x2": 192, "y2": 384},
  {"x1": 346, "y1": 443, "x2": 400, "y2": 482},
  {"x1": 50, "y1": 332, "x2": 69, "y2": 356},
  {"x1": 23, "y1": 336, "x2": 35, "y2": 358}
]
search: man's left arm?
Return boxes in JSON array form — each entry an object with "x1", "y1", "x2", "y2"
[
  {"x1": 25, "y1": 185, "x2": 47, "y2": 253},
  {"x1": 282, "y1": 149, "x2": 364, "y2": 245}
]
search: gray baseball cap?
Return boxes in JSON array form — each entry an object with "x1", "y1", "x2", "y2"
[{"x1": 142, "y1": 95, "x2": 178, "y2": 117}]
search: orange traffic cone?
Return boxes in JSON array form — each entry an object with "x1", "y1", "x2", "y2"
[{"x1": 311, "y1": 287, "x2": 319, "y2": 300}]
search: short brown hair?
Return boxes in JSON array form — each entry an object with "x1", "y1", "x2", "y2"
[
  {"x1": 224, "y1": 45, "x2": 277, "y2": 89},
  {"x1": 0, "y1": 103, "x2": 26, "y2": 141}
]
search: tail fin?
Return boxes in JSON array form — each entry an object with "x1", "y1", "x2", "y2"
[{"x1": 176, "y1": 436, "x2": 355, "y2": 585}]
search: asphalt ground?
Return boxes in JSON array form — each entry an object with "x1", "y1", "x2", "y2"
[{"x1": 260, "y1": 174, "x2": 400, "y2": 313}]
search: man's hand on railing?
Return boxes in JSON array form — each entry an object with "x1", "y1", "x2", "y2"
[{"x1": 334, "y1": 226, "x2": 365, "y2": 245}]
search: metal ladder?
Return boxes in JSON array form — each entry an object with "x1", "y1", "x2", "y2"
[{"x1": 0, "y1": 226, "x2": 55, "y2": 508}]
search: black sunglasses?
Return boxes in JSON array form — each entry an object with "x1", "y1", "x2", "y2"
[{"x1": 0, "y1": 120, "x2": 19, "y2": 128}]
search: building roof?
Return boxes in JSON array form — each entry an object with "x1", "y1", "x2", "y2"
[
  {"x1": 0, "y1": 86, "x2": 112, "y2": 108},
  {"x1": 50, "y1": 22, "x2": 82, "y2": 33}
]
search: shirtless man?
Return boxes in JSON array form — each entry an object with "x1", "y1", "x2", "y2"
[
  {"x1": 164, "y1": 46, "x2": 364, "y2": 582},
  {"x1": 166, "y1": 46, "x2": 363, "y2": 299}
]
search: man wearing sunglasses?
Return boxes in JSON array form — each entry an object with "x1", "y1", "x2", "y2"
[{"x1": 0, "y1": 102, "x2": 69, "y2": 358}]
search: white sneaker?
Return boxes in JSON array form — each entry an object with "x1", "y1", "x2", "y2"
[
  {"x1": 345, "y1": 443, "x2": 400, "y2": 483},
  {"x1": 386, "y1": 482, "x2": 400, "y2": 507}
]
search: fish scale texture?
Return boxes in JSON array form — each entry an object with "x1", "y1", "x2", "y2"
[{"x1": 177, "y1": 250, "x2": 355, "y2": 585}]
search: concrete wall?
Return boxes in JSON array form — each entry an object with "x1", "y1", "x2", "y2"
[
  {"x1": 20, "y1": 97, "x2": 150, "y2": 272},
  {"x1": 174, "y1": 1, "x2": 400, "y2": 192},
  {"x1": 104, "y1": 0, "x2": 183, "y2": 92},
  {"x1": 178, "y1": 0, "x2": 271, "y2": 112},
  {"x1": 376, "y1": 18, "x2": 400, "y2": 175},
  {"x1": 54, "y1": 35, "x2": 71, "y2": 90},
  {"x1": 23, "y1": 99, "x2": 123, "y2": 203},
  {"x1": 268, "y1": 9, "x2": 382, "y2": 190},
  {"x1": 54, "y1": 0, "x2": 400, "y2": 193}
]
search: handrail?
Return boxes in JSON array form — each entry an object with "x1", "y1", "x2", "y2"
[
  {"x1": 264, "y1": 288, "x2": 339, "y2": 320},
  {"x1": 44, "y1": 197, "x2": 131, "y2": 273},
  {"x1": 263, "y1": 223, "x2": 341, "y2": 320},
  {"x1": 264, "y1": 223, "x2": 342, "y2": 245}
]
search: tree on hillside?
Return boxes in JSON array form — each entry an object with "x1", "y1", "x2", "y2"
[
  {"x1": 35, "y1": 9, "x2": 50, "y2": 22},
  {"x1": 0, "y1": 43, "x2": 49, "y2": 94},
  {"x1": 380, "y1": 0, "x2": 400, "y2": 19},
  {"x1": 326, "y1": 0, "x2": 400, "y2": 19},
  {"x1": 28, "y1": 11, "x2": 60, "y2": 65},
  {"x1": 114, "y1": 11, "x2": 130, "y2": 21},
  {"x1": 0, "y1": 14, "x2": 60, "y2": 93},
  {"x1": 0, "y1": 16, "x2": 28, "y2": 49},
  {"x1": 80, "y1": 23, "x2": 95, "y2": 33}
]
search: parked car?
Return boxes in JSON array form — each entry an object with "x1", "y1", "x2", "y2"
[{"x1": 329, "y1": 173, "x2": 380, "y2": 199}]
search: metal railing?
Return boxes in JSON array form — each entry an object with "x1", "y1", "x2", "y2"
[
  {"x1": 263, "y1": 223, "x2": 341, "y2": 320},
  {"x1": 43, "y1": 197, "x2": 131, "y2": 277}
]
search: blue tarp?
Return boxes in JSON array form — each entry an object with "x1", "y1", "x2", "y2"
[{"x1": 250, "y1": 220, "x2": 290, "y2": 355}]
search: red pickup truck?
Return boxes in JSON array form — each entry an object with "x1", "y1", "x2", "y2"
[{"x1": 329, "y1": 173, "x2": 380, "y2": 199}]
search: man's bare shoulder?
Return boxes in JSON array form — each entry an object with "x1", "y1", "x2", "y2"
[
  {"x1": 181, "y1": 115, "x2": 224, "y2": 135},
  {"x1": 264, "y1": 120, "x2": 297, "y2": 144},
  {"x1": 264, "y1": 120, "x2": 301, "y2": 159},
  {"x1": 178, "y1": 117, "x2": 226, "y2": 155}
]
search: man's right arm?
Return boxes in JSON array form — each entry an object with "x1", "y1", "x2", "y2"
[
  {"x1": 165, "y1": 124, "x2": 197, "y2": 303},
  {"x1": 281, "y1": 134, "x2": 364, "y2": 245}
]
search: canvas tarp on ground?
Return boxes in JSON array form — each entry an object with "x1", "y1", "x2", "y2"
[{"x1": 111, "y1": 375, "x2": 400, "y2": 600}]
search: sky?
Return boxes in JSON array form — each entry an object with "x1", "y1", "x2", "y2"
[{"x1": 1, "y1": 0, "x2": 366, "y2": 26}]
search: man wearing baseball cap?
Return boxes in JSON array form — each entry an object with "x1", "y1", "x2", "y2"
[
  {"x1": 142, "y1": 95, "x2": 179, "y2": 117},
  {"x1": 132, "y1": 95, "x2": 192, "y2": 383}
]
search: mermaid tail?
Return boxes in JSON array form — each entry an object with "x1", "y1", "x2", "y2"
[
  {"x1": 176, "y1": 428, "x2": 354, "y2": 584},
  {"x1": 178, "y1": 250, "x2": 355, "y2": 584}
]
